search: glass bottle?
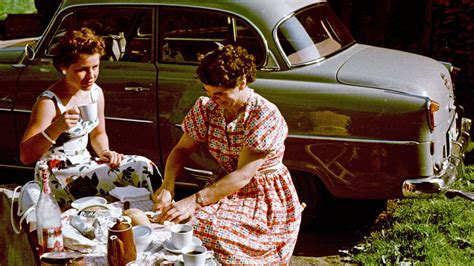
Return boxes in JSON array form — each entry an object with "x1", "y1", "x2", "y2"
[{"x1": 35, "y1": 161, "x2": 64, "y2": 255}]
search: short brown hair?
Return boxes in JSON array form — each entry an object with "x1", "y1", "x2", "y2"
[
  {"x1": 52, "y1": 27, "x2": 105, "y2": 72},
  {"x1": 196, "y1": 45, "x2": 256, "y2": 88}
]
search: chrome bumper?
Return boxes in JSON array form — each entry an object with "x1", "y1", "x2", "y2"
[{"x1": 402, "y1": 117, "x2": 472, "y2": 197}]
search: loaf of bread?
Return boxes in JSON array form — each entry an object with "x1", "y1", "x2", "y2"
[{"x1": 123, "y1": 208, "x2": 151, "y2": 225}]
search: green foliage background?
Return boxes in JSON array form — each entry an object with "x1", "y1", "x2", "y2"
[{"x1": 0, "y1": 0, "x2": 36, "y2": 20}]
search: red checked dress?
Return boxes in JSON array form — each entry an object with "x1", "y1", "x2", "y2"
[{"x1": 182, "y1": 90, "x2": 303, "y2": 264}]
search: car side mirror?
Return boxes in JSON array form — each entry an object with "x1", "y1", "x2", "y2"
[{"x1": 25, "y1": 44, "x2": 36, "y2": 61}]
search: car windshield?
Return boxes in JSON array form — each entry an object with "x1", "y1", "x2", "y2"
[{"x1": 277, "y1": 4, "x2": 354, "y2": 66}]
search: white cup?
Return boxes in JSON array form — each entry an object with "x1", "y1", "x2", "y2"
[
  {"x1": 182, "y1": 245, "x2": 207, "y2": 266},
  {"x1": 132, "y1": 225, "x2": 153, "y2": 253},
  {"x1": 77, "y1": 102, "x2": 98, "y2": 122},
  {"x1": 170, "y1": 224, "x2": 193, "y2": 250}
]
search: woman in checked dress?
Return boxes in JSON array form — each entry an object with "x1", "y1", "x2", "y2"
[{"x1": 153, "y1": 45, "x2": 302, "y2": 264}]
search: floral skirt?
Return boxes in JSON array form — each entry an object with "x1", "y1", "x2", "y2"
[
  {"x1": 193, "y1": 166, "x2": 302, "y2": 264},
  {"x1": 35, "y1": 155, "x2": 161, "y2": 208}
]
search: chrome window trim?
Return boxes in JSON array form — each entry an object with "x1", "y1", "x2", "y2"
[
  {"x1": 273, "y1": 3, "x2": 349, "y2": 69},
  {"x1": 12, "y1": 109, "x2": 154, "y2": 124},
  {"x1": 12, "y1": 109, "x2": 31, "y2": 113},
  {"x1": 273, "y1": 12, "x2": 294, "y2": 68},
  {"x1": 162, "y1": 37, "x2": 226, "y2": 42},
  {"x1": 288, "y1": 134, "x2": 420, "y2": 145},
  {"x1": 274, "y1": 11, "x2": 328, "y2": 68},
  {"x1": 0, "y1": 164, "x2": 34, "y2": 171},
  {"x1": 261, "y1": 50, "x2": 280, "y2": 71},
  {"x1": 106, "y1": 117, "x2": 154, "y2": 124}
]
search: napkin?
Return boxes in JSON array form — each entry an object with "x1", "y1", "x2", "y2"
[
  {"x1": 109, "y1": 186, "x2": 151, "y2": 202},
  {"x1": 62, "y1": 222, "x2": 97, "y2": 253}
]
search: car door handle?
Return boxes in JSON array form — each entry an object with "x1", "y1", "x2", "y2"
[
  {"x1": 184, "y1": 167, "x2": 213, "y2": 182},
  {"x1": 0, "y1": 96, "x2": 13, "y2": 103},
  {"x1": 124, "y1": 87, "x2": 150, "y2": 92}
]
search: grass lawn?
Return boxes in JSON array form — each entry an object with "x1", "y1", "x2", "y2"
[{"x1": 348, "y1": 165, "x2": 474, "y2": 265}]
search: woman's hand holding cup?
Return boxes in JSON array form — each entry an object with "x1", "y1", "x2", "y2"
[{"x1": 52, "y1": 107, "x2": 80, "y2": 133}]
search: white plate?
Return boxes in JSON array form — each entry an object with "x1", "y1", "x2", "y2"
[
  {"x1": 163, "y1": 237, "x2": 202, "y2": 254},
  {"x1": 71, "y1": 196, "x2": 107, "y2": 209}
]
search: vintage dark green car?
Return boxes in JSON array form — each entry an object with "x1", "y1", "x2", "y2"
[{"x1": 0, "y1": 0, "x2": 471, "y2": 223}]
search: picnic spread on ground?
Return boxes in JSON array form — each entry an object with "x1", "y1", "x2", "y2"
[{"x1": 3, "y1": 185, "x2": 218, "y2": 266}]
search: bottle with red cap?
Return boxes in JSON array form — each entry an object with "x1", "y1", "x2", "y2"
[{"x1": 35, "y1": 161, "x2": 64, "y2": 255}]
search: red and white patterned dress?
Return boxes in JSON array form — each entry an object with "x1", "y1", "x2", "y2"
[{"x1": 182, "y1": 90, "x2": 302, "y2": 264}]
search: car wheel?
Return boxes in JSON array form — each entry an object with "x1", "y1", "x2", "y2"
[{"x1": 291, "y1": 171, "x2": 327, "y2": 230}]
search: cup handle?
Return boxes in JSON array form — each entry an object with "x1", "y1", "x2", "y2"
[
  {"x1": 17, "y1": 180, "x2": 41, "y2": 216},
  {"x1": 205, "y1": 250, "x2": 216, "y2": 259},
  {"x1": 18, "y1": 207, "x2": 35, "y2": 231},
  {"x1": 10, "y1": 185, "x2": 22, "y2": 234}
]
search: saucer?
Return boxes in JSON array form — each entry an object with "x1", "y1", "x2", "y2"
[
  {"x1": 71, "y1": 196, "x2": 107, "y2": 209},
  {"x1": 174, "y1": 259, "x2": 216, "y2": 266},
  {"x1": 163, "y1": 237, "x2": 202, "y2": 253}
]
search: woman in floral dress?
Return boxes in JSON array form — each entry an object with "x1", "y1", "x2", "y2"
[
  {"x1": 153, "y1": 45, "x2": 303, "y2": 264},
  {"x1": 20, "y1": 27, "x2": 160, "y2": 208}
]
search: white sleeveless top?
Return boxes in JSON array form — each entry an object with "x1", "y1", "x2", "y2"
[{"x1": 39, "y1": 84, "x2": 100, "y2": 165}]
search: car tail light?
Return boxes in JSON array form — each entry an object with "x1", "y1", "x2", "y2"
[{"x1": 428, "y1": 100, "x2": 440, "y2": 131}]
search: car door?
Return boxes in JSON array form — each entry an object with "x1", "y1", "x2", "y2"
[
  {"x1": 0, "y1": 62, "x2": 22, "y2": 166},
  {"x1": 14, "y1": 6, "x2": 161, "y2": 168}
]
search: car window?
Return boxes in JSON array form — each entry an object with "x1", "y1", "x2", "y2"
[
  {"x1": 277, "y1": 4, "x2": 354, "y2": 66},
  {"x1": 159, "y1": 7, "x2": 265, "y2": 66},
  {"x1": 46, "y1": 7, "x2": 153, "y2": 63}
]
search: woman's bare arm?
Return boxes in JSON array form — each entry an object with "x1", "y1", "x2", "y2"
[
  {"x1": 20, "y1": 96, "x2": 80, "y2": 164},
  {"x1": 157, "y1": 146, "x2": 267, "y2": 223}
]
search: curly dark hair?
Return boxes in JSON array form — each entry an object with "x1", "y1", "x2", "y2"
[
  {"x1": 52, "y1": 27, "x2": 105, "y2": 73},
  {"x1": 196, "y1": 45, "x2": 256, "y2": 88}
]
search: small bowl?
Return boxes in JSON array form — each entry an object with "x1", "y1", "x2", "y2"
[{"x1": 132, "y1": 225, "x2": 153, "y2": 252}]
